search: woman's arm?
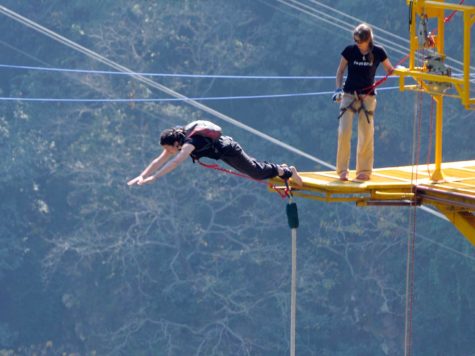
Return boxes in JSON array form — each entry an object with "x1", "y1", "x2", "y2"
[
  {"x1": 140, "y1": 143, "x2": 195, "y2": 184},
  {"x1": 382, "y1": 58, "x2": 394, "y2": 74},
  {"x1": 127, "y1": 149, "x2": 172, "y2": 186},
  {"x1": 336, "y1": 57, "x2": 348, "y2": 89}
]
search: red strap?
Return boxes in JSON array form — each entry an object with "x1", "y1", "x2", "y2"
[
  {"x1": 197, "y1": 160, "x2": 292, "y2": 199},
  {"x1": 360, "y1": 54, "x2": 410, "y2": 96},
  {"x1": 431, "y1": 0, "x2": 464, "y2": 36},
  {"x1": 445, "y1": 0, "x2": 464, "y2": 23}
]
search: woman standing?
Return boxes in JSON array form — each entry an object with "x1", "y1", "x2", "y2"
[{"x1": 332, "y1": 23, "x2": 393, "y2": 181}]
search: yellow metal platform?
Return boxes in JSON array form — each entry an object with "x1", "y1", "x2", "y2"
[{"x1": 271, "y1": 160, "x2": 475, "y2": 244}]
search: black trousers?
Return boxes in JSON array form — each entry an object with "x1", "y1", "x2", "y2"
[{"x1": 217, "y1": 136, "x2": 280, "y2": 180}]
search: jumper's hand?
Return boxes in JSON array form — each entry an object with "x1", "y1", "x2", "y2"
[
  {"x1": 127, "y1": 175, "x2": 144, "y2": 186},
  {"x1": 332, "y1": 88, "x2": 343, "y2": 103},
  {"x1": 139, "y1": 176, "x2": 157, "y2": 185}
]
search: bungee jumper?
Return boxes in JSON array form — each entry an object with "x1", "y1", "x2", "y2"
[{"x1": 127, "y1": 120, "x2": 304, "y2": 187}]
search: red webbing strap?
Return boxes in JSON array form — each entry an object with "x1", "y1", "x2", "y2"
[
  {"x1": 444, "y1": 0, "x2": 464, "y2": 23},
  {"x1": 431, "y1": 0, "x2": 465, "y2": 35},
  {"x1": 196, "y1": 160, "x2": 291, "y2": 199},
  {"x1": 362, "y1": 54, "x2": 411, "y2": 95}
]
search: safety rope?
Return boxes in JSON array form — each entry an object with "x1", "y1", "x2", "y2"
[
  {"x1": 404, "y1": 53, "x2": 426, "y2": 353},
  {"x1": 196, "y1": 160, "x2": 292, "y2": 199},
  {"x1": 404, "y1": 35, "x2": 424, "y2": 354}
]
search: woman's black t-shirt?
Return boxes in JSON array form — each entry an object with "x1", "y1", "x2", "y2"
[{"x1": 342, "y1": 44, "x2": 388, "y2": 95}]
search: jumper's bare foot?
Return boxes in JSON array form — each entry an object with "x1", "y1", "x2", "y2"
[{"x1": 289, "y1": 166, "x2": 303, "y2": 187}]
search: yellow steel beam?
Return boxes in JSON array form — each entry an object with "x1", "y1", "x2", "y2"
[
  {"x1": 408, "y1": 0, "x2": 417, "y2": 69},
  {"x1": 463, "y1": 11, "x2": 472, "y2": 108},
  {"x1": 289, "y1": 192, "x2": 365, "y2": 203},
  {"x1": 372, "y1": 191, "x2": 415, "y2": 200},
  {"x1": 435, "y1": 205, "x2": 475, "y2": 245},
  {"x1": 437, "y1": 3, "x2": 445, "y2": 54},
  {"x1": 432, "y1": 95, "x2": 445, "y2": 181},
  {"x1": 393, "y1": 68, "x2": 464, "y2": 85},
  {"x1": 424, "y1": 1, "x2": 475, "y2": 13},
  {"x1": 403, "y1": 87, "x2": 462, "y2": 100}
]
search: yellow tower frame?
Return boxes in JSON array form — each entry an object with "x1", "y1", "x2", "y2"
[{"x1": 394, "y1": 0, "x2": 475, "y2": 181}]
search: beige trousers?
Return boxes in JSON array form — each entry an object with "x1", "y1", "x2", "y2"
[{"x1": 336, "y1": 93, "x2": 377, "y2": 177}]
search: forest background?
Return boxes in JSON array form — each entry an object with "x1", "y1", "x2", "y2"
[{"x1": 1, "y1": 0, "x2": 475, "y2": 355}]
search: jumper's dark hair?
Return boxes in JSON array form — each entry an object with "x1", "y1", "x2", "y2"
[
  {"x1": 353, "y1": 23, "x2": 374, "y2": 64},
  {"x1": 160, "y1": 127, "x2": 185, "y2": 146}
]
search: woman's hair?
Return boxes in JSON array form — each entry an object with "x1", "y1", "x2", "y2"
[
  {"x1": 160, "y1": 127, "x2": 185, "y2": 146},
  {"x1": 353, "y1": 23, "x2": 374, "y2": 64}
]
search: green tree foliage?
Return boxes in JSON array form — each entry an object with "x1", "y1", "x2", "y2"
[{"x1": 0, "y1": 0, "x2": 474, "y2": 355}]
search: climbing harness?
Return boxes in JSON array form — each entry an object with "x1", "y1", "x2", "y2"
[
  {"x1": 337, "y1": 52, "x2": 411, "y2": 123},
  {"x1": 338, "y1": 92, "x2": 374, "y2": 124}
]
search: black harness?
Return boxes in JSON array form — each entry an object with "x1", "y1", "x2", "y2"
[
  {"x1": 338, "y1": 93, "x2": 374, "y2": 124},
  {"x1": 188, "y1": 136, "x2": 222, "y2": 163}
]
